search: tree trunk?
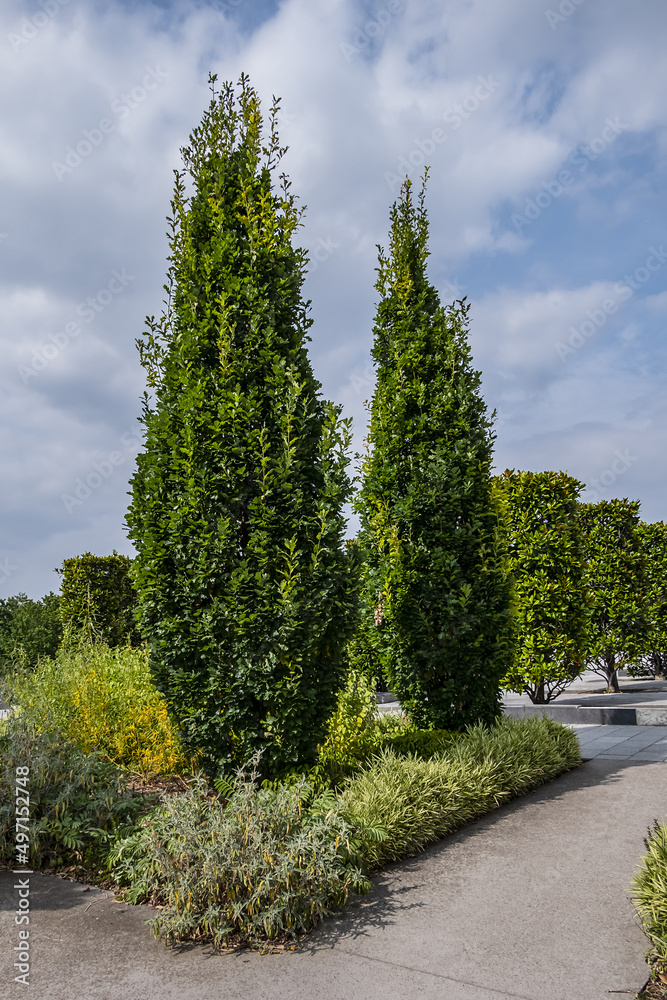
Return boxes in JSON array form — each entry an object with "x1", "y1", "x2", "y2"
[
  {"x1": 530, "y1": 679, "x2": 546, "y2": 704},
  {"x1": 604, "y1": 653, "x2": 621, "y2": 693},
  {"x1": 606, "y1": 669, "x2": 621, "y2": 693},
  {"x1": 651, "y1": 653, "x2": 666, "y2": 681}
]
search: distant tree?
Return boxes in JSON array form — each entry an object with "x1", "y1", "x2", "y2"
[
  {"x1": 56, "y1": 552, "x2": 140, "y2": 648},
  {"x1": 126, "y1": 75, "x2": 359, "y2": 777},
  {"x1": 627, "y1": 521, "x2": 667, "y2": 681},
  {"x1": 0, "y1": 592, "x2": 62, "y2": 672},
  {"x1": 577, "y1": 499, "x2": 648, "y2": 692},
  {"x1": 497, "y1": 470, "x2": 587, "y2": 703},
  {"x1": 354, "y1": 176, "x2": 514, "y2": 731}
]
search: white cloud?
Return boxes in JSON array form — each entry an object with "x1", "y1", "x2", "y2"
[{"x1": 473, "y1": 282, "x2": 629, "y2": 376}]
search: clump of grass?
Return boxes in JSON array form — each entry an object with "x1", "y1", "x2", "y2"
[
  {"x1": 341, "y1": 715, "x2": 582, "y2": 869},
  {"x1": 2, "y1": 643, "x2": 189, "y2": 774},
  {"x1": 108, "y1": 760, "x2": 370, "y2": 949},
  {"x1": 633, "y1": 820, "x2": 667, "y2": 972}
]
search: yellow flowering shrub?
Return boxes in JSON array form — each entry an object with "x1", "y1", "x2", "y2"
[{"x1": 4, "y1": 644, "x2": 190, "y2": 774}]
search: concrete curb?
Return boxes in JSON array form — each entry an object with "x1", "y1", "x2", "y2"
[
  {"x1": 503, "y1": 704, "x2": 667, "y2": 726},
  {"x1": 377, "y1": 700, "x2": 667, "y2": 726}
]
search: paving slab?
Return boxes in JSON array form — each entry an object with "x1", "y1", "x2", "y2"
[
  {"x1": 570, "y1": 723, "x2": 667, "y2": 760},
  {"x1": 1, "y1": 758, "x2": 663, "y2": 1000}
]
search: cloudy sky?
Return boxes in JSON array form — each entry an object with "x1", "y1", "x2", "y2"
[{"x1": 1, "y1": 0, "x2": 665, "y2": 599}]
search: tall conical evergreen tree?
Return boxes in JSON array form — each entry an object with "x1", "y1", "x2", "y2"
[
  {"x1": 354, "y1": 177, "x2": 514, "y2": 730},
  {"x1": 126, "y1": 75, "x2": 359, "y2": 776}
]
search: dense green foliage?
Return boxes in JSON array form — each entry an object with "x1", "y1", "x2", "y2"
[
  {"x1": 57, "y1": 552, "x2": 140, "y2": 648},
  {"x1": 370, "y1": 719, "x2": 457, "y2": 759},
  {"x1": 577, "y1": 499, "x2": 648, "y2": 692},
  {"x1": 0, "y1": 592, "x2": 61, "y2": 672},
  {"x1": 2, "y1": 643, "x2": 189, "y2": 773},
  {"x1": 497, "y1": 470, "x2": 588, "y2": 702},
  {"x1": 125, "y1": 75, "x2": 359, "y2": 777},
  {"x1": 317, "y1": 667, "x2": 379, "y2": 778},
  {"x1": 631, "y1": 522, "x2": 667, "y2": 680},
  {"x1": 108, "y1": 766, "x2": 369, "y2": 948},
  {"x1": 341, "y1": 716, "x2": 581, "y2": 870},
  {"x1": 354, "y1": 177, "x2": 513, "y2": 730},
  {"x1": 633, "y1": 820, "x2": 667, "y2": 971},
  {"x1": 317, "y1": 670, "x2": 455, "y2": 782},
  {"x1": 0, "y1": 713, "x2": 148, "y2": 869}
]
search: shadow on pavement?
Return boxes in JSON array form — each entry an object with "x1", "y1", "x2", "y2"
[{"x1": 0, "y1": 870, "x2": 116, "y2": 912}]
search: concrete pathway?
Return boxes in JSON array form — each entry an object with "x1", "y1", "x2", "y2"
[{"x1": 1, "y1": 757, "x2": 663, "y2": 1000}]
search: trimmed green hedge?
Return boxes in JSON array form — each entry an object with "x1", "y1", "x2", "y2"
[{"x1": 57, "y1": 552, "x2": 140, "y2": 648}]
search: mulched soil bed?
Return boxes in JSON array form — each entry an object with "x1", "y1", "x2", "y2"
[
  {"x1": 637, "y1": 960, "x2": 667, "y2": 1000},
  {"x1": 124, "y1": 772, "x2": 192, "y2": 797}
]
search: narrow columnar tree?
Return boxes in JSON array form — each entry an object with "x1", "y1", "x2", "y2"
[
  {"x1": 577, "y1": 499, "x2": 648, "y2": 692},
  {"x1": 497, "y1": 470, "x2": 588, "y2": 703},
  {"x1": 126, "y1": 75, "x2": 359, "y2": 776},
  {"x1": 354, "y1": 177, "x2": 514, "y2": 730}
]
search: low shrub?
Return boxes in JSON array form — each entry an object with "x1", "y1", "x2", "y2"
[
  {"x1": 633, "y1": 820, "x2": 667, "y2": 972},
  {"x1": 341, "y1": 716, "x2": 582, "y2": 869},
  {"x1": 317, "y1": 670, "x2": 457, "y2": 783},
  {"x1": 2, "y1": 643, "x2": 189, "y2": 774},
  {"x1": 377, "y1": 724, "x2": 457, "y2": 759},
  {"x1": 108, "y1": 761, "x2": 371, "y2": 948},
  {"x1": 0, "y1": 712, "x2": 148, "y2": 869},
  {"x1": 317, "y1": 668, "x2": 379, "y2": 778}
]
